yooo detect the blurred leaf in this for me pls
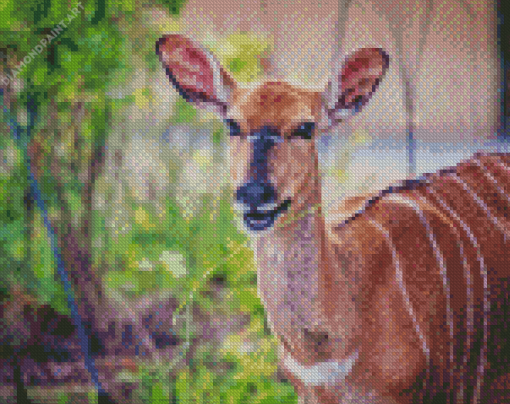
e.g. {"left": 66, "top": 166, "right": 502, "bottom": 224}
{"left": 173, "top": 97, "right": 197, "bottom": 123}
{"left": 160, "top": 0, "right": 187, "bottom": 15}
{"left": 57, "top": 392, "right": 69, "bottom": 404}
{"left": 235, "top": 288, "right": 261, "bottom": 313}
{"left": 0, "top": 218, "right": 24, "bottom": 244}
{"left": 133, "top": 87, "right": 153, "bottom": 109}
{"left": 150, "top": 382, "right": 169, "bottom": 403}
{"left": 30, "top": 211, "right": 56, "bottom": 302}
{"left": 214, "top": 32, "right": 272, "bottom": 82}
{"left": 159, "top": 250, "right": 187, "bottom": 278}
{"left": 67, "top": 190, "right": 83, "bottom": 214}
{"left": 32, "top": 65, "right": 48, "bottom": 85}
{"left": 88, "top": 390, "right": 98, "bottom": 404}
{"left": 0, "top": 0, "right": 16, "bottom": 30}
{"left": 229, "top": 58, "right": 248, "bottom": 73}
{"left": 134, "top": 206, "right": 153, "bottom": 229}
{"left": 176, "top": 369, "right": 193, "bottom": 403}
{"left": 49, "top": 286, "right": 71, "bottom": 316}
{"left": 212, "top": 124, "right": 225, "bottom": 145}
{"left": 105, "top": 270, "right": 139, "bottom": 294}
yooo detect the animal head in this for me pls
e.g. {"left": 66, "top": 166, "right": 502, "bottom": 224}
{"left": 156, "top": 35, "right": 389, "bottom": 231}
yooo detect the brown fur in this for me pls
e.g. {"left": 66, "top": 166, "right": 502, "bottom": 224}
{"left": 229, "top": 82, "right": 322, "bottom": 218}
{"left": 157, "top": 34, "right": 510, "bottom": 403}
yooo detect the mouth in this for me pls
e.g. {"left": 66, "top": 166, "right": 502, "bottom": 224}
{"left": 243, "top": 199, "right": 291, "bottom": 231}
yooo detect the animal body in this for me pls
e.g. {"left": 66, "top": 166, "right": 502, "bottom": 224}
{"left": 157, "top": 34, "right": 510, "bottom": 403}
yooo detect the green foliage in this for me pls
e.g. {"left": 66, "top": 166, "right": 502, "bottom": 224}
{"left": 30, "top": 210, "right": 57, "bottom": 300}
{"left": 0, "top": 0, "right": 296, "bottom": 400}
{"left": 212, "top": 32, "right": 272, "bottom": 83}
{"left": 160, "top": 0, "right": 188, "bottom": 15}
{"left": 57, "top": 392, "right": 70, "bottom": 404}
{"left": 0, "top": 137, "right": 32, "bottom": 286}
{"left": 150, "top": 382, "right": 170, "bottom": 403}
{"left": 173, "top": 364, "right": 297, "bottom": 404}
{"left": 172, "top": 98, "right": 198, "bottom": 124}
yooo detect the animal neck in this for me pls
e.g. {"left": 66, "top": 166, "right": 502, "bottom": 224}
{"left": 253, "top": 169, "right": 329, "bottom": 346}
{"left": 253, "top": 170, "right": 362, "bottom": 364}
{"left": 255, "top": 205, "right": 325, "bottom": 353}
{"left": 258, "top": 165, "right": 325, "bottom": 277}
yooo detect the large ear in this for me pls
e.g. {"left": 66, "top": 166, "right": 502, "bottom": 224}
{"left": 322, "top": 48, "right": 389, "bottom": 127}
{"left": 156, "top": 35, "right": 236, "bottom": 117}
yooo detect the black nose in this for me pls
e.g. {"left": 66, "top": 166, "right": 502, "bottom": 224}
{"left": 236, "top": 181, "right": 277, "bottom": 208}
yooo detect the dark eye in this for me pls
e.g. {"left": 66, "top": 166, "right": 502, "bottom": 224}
{"left": 291, "top": 122, "right": 315, "bottom": 139}
{"left": 225, "top": 119, "right": 242, "bottom": 137}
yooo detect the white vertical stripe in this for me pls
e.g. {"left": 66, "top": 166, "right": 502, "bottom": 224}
{"left": 450, "top": 173, "right": 509, "bottom": 242}
{"left": 382, "top": 193, "right": 454, "bottom": 403}
{"left": 366, "top": 218, "right": 431, "bottom": 373}
{"left": 425, "top": 185, "right": 488, "bottom": 404}
{"left": 472, "top": 157, "right": 510, "bottom": 203}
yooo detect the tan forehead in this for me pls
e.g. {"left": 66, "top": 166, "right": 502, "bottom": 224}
{"left": 230, "top": 82, "right": 321, "bottom": 133}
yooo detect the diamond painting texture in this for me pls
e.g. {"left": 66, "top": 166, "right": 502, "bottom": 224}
{"left": 0, "top": 1, "right": 507, "bottom": 404}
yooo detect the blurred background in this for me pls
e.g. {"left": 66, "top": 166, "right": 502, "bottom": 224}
{"left": 0, "top": 0, "right": 506, "bottom": 403}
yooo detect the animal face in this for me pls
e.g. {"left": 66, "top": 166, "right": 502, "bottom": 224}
{"left": 156, "top": 35, "right": 388, "bottom": 231}
{"left": 225, "top": 82, "right": 321, "bottom": 230}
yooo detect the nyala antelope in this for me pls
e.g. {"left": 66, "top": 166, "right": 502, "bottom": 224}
{"left": 157, "top": 34, "right": 510, "bottom": 403}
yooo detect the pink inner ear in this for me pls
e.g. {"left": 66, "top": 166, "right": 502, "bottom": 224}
{"left": 159, "top": 36, "right": 216, "bottom": 98}
{"left": 342, "top": 57, "right": 372, "bottom": 81}
{"left": 341, "top": 49, "right": 384, "bottom": 84}
{"left": 335, "top": 48, "right": 387, "bottom": 108}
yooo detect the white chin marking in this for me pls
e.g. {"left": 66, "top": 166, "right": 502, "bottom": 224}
{"left": 284, "top": 350, "right": 359, "bottom": 387}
